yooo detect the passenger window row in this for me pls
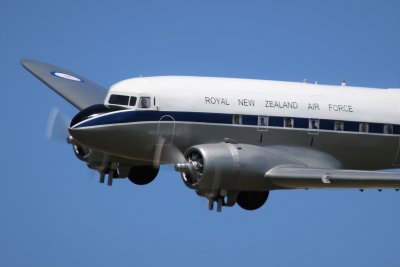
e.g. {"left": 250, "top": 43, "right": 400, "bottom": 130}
{"left": 233, "top": 114, "right": 397, "bottom": 134}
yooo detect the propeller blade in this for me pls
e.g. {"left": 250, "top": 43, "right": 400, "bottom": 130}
{"left": 45, "top": 106, "right": 70, "bottom": 142}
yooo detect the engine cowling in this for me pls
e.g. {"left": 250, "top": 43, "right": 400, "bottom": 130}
{"left": 176, "top": 142, "right": 289, "bottom": 194}
{"left": 72, "top": 143, "right": 91, "bottom": 160}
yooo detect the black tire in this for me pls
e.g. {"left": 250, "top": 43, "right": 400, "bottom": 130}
{"left": 237, "top": 191, "right": 269, "bottom": 211}
{"left": 128, "top": 166, "right": 159, "bottom": 185}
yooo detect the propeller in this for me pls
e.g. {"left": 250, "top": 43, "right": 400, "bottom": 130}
{"left": 45, "top": 106, "right": 71, "bottom": 142}
{"left": 45, "top": 106, "right": 113, "bottom": 184}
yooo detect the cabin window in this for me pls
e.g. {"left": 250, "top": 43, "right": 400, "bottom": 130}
{"left": 284, "top": 118, "right": 293, "bottom": 128}
{"left": 232, "top": 114, "right": 242, "bottom": 125}
{"left": 359, "top": 122, "right": 369, "bottom": 133}
{"left": 309, "top": 119, "right": 320, "bottom": 130}
{"left": 129, "top": 97, "right": 137, "bottom": 106}
{"left": 258, "top": 116, "right": 268, "bottom": 127}
{"left": 109, "top": 94, "right": 129, "bottom": 106}
{"left": 139, "top": 97, "right": 151, "bottom": 108}
{"left": 334, "top": 121, "right": 344, "bottom": 131}
{"left": 384, "top": 124, "right": 394, "bottom": 134}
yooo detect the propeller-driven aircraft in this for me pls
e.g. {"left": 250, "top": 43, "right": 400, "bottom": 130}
{"left": 22, "top": 59, "right": 400, "bottom": 212}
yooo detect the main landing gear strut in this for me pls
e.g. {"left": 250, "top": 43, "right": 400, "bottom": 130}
{"left": 206, "top": 191, "right": 237, "bottom": 212}
{"left": 98, "top": 162, "right": 119, "bottom": 186}
{"left": 205, "top": 191, "right": 269, "bottom": 212}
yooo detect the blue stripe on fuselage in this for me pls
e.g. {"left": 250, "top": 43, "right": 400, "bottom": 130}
{"left": 72, "top": 110, "right": 400, "bottom": 135}
{"left": 74, "top": 110, "right": 233, "bottom": 128}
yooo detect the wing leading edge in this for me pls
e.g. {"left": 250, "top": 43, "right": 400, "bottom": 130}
{"left": 21, "top": 59, "right": 107, "bottom": 110}
{"left": 266, "top": 166, "right": 400, "bottom": 189}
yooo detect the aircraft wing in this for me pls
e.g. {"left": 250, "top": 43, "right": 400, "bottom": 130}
{"left": 266, "top": 166, "right": 400, "bottom": 189}
{"left": 21, "top": 59, "right": 107, "bottom": 110}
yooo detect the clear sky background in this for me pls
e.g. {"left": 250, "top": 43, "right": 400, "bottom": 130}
{"left": 1, "top": 1, "right": 400, "bottom": 266}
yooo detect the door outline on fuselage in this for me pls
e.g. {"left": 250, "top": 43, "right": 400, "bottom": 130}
{"left": 156, "top": 115, "right": 175, "bottom": 146}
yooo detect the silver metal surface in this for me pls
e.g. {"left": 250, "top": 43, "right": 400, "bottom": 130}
{"left": 69, "top": 121, "right": 397, "bottom": 170}
{"left": 21, "top": 59, "right": 107, "bottom": 110}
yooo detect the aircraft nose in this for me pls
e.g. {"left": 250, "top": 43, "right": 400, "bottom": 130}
{"left": 69, "top": 104, "right": 124, "bottom": 147}
{"left": 70, "top": 104, "right": 113, "bottom": 128}
{"left": 68, "top": 124, "right": 99, "bottom": 149}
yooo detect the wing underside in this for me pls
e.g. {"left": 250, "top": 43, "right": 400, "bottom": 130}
{"left": 21, "top": 59, "right": 107, "bottom": 110}
{"left": 266, "top": 166, "right": 400, "bottom": 189}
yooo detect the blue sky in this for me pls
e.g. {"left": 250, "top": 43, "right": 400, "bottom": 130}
{"left": 1, "top": 1, "right": 400, "bottom": 266}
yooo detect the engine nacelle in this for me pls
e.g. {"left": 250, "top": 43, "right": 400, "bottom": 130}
{"left": 72, "top": 143, "right": 91, "bottom": 161}
{"left": 176, "top": 142, "right": 292, "bottom": 194}
{"left": 69, "top": 137, "right": 112, "bottom": 173}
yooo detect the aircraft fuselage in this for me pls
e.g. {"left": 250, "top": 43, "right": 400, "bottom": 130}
{"left": 69, "top": 76, "right": 400, "bottom": 170}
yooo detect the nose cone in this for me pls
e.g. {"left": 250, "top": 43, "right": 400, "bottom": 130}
{"left": 69, "top": 104, "right": 124, "bottom": 146}
{"left": 68, "top": 125, "right": 104, "bottom": 150}
{"left": 68, "top": 114, "right": 118, "bottom": 155}
{"left": 69, "top": 107, "right": 167, "bottom": 163}
{"left": 70, "top": 104, "right": 117, "bottom": 128}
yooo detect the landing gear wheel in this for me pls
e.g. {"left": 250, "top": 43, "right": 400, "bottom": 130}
{"left": 237, "top": 191, "right": 269, "bottom": 211}
{"left": 128, "top": 166, "right": 159, "bottom": 185}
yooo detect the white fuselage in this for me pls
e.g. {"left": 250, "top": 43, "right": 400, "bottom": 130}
{"left": 108, "top": 76, "right": 400, "bottom": 125}
{"left": 71, "top": 76, "right": 400, "bottom": 171}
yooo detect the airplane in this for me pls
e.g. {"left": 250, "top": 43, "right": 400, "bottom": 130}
{"left": 21, "top": 58, "right": 400, "bottom": 212}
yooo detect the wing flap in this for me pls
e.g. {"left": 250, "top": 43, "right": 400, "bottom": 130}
{"left": 21, "top": 59, "right": 107, "bottom": 110}
{"left": 266, "top": 166, "right": 400, "bottom": 189}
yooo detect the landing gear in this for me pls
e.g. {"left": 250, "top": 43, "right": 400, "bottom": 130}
{"left": 208, "top": 196, "right": 224, "bottom": 212}
{"left": 128, "top": 165, "right": 159, "bottom": 185}
{"left": 206, "top": 191, "right": 238, "bottom": 212}
{"left": 237, "top": 191, "right": 269, "bottom": 211}
{"left": 99, "top": 172, "right": 105, "bottom": 183}
{"left": 94, "top": 162, "right": 119, "bottom": 186}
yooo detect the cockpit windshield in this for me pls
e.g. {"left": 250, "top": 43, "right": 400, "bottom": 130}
{"left": 129, "top": 97, "right": 137, "bottom": 106}
{"left": 109, "top": 94, "right": 129, "bottom": 106}
{"left": 108, "top": 94, "right": 152, "bottom": 109}
{"left": 139, "top": 97, "right": 151, "bottom": 108}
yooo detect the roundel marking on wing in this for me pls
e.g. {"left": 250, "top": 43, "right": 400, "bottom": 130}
{"left": 50, "top": 71, "right": 83, "bottom": 82}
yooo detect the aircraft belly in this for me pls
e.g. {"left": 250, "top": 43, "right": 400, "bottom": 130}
{"left": 71, "top": 122, "right": 398, "bottom": 170}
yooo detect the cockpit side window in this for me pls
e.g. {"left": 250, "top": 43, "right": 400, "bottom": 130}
{"left": 139, "top": 97, "right": 151, "bottom": 108}
{"left": 109, "top": 94, "right": 129, "bottom": 106}
{"left": 129, "top": 97, "right": 137, "bottom": 106}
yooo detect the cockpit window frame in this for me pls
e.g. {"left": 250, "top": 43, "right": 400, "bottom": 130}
{"left": 138, "top": 96, "right": 152, "bottom": 109}
{"left": 129, "top": 96, "right": 137, "bottom": 107}
{"left": 108, "top": 94, "right": 130, "bottom": 106}
{"left": 107, "top": 93, "right": 155, "bottom": 110}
